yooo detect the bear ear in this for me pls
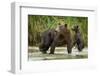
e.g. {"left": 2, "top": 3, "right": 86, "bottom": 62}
{"left": 48, "top": 32, "right": 51, "bottom": 37}
{"left": 65, "top": 24, "right": 67, "bottom": 27}
{"left": 76, "top": 25, "right": 79, "bottom": 28}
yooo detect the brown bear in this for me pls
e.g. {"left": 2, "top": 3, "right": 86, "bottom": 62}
{"left": 39, "top": 24, "right": 72, "bottom": 54}
{"left": 72, "top": 25, "right": 84, "bottom": 52}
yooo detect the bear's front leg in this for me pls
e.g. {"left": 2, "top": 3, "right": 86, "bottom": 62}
{"left": 49, "top": 42, "right": 56, "bottom": 54}
{"left": 49, "top": 36, "right": 58, "bottom": 54}
{"left": 66, "top": 39, "right": 72, "bottom": 54}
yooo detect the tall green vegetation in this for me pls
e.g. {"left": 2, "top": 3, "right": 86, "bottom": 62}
{"left": 28, "top": 15, "right": 88, "bottom": 47}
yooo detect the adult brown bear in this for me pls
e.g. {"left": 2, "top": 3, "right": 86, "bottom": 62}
{"left": 39, "top": 24, "right": 72, "bottom": 54}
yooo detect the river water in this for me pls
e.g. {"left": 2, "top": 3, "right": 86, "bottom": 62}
{"left": 28, "top": 47, "right": 88, "bottom": 61}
